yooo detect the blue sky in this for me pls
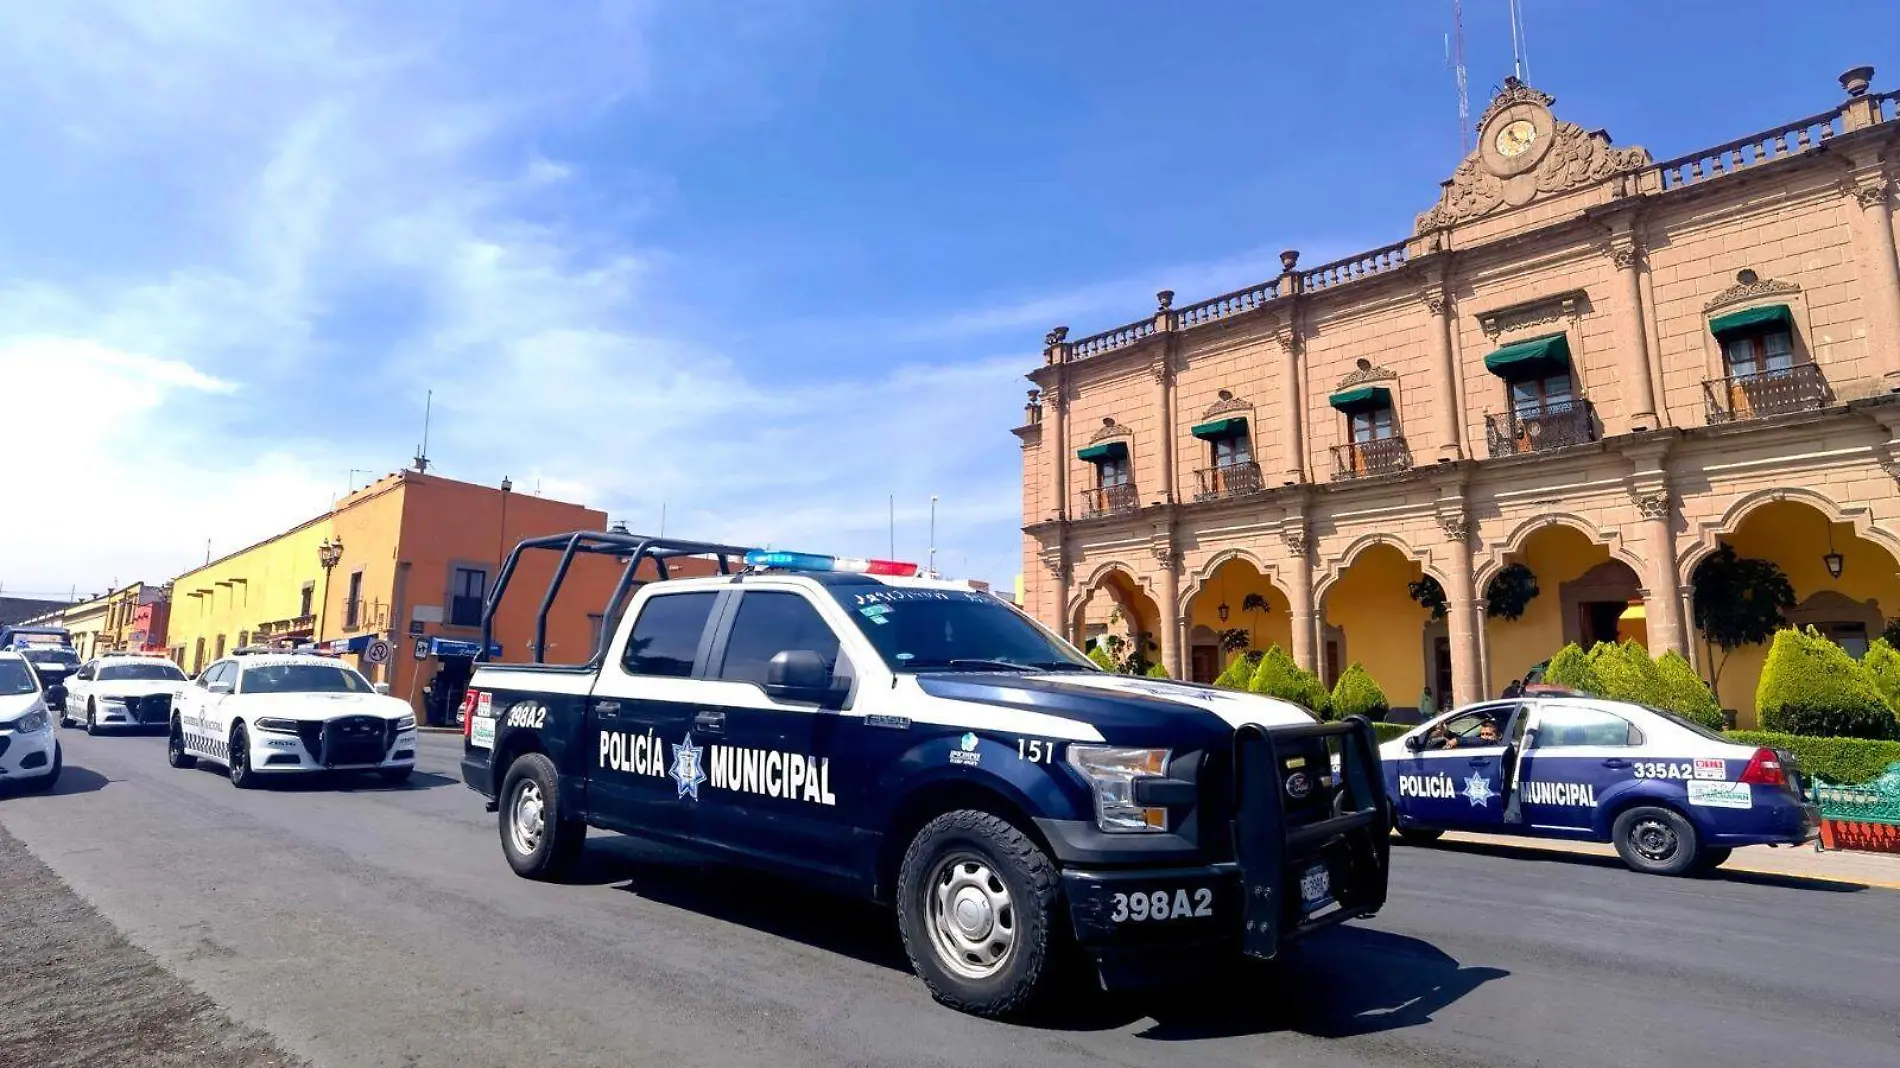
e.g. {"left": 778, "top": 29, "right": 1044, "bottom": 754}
{"left": 0, "top": 1, "right": 1893, "bottom": 599}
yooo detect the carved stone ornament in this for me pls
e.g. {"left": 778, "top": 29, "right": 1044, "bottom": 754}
{"left": 1156, "top": 289, "right": 1175, "bottom": 312}
{"left": 1151, "top": 544, "right": 1180, "bottom": 570}
{"left": 1149, "top": 354, "right": 1174, "bottom": 386}
{"left": 1438, "top": 512, "right": 1472, "bottom": 542}
{"left": 1881, "top": 457, "right": 1900, "bottom": 485}
{"left": 1415, "top": 120, "right": 1651, "bottom": 234}
{"left": 1704, "top": 277, "right": 1800, "bottom": 313}
{"left": 1841, "top": 177, "right": 1893, "bottom": 209}
{"left": 1202, "top": 389, "right": 1251, "bottom": 418}
{"left": 1631, "top": 492, "right": 1670, "bottom": 520}
{"left": 1089, "top": 417, "right": 1131, "bottom": 444}
{"left": 1475, "top": 78, "right": 1555, "bottom": 132}
{"left": 1281, "top": 526, "right": 1311, "bottom": 556}
{"left": 1478, "top": 289, "right": 1585, "bottom": 339}
{"left": 1420, "top": 289, "right": 1447, "bottom": 317}
{"left": 1044, "top": 326, "right": 1069, "bottom": 348}
{"left": 1610, "top": 240, "right": 1642, "bottom": 272}
{"left": 1040, "top": 550, "right": 1071, "bottom": 581}
{"left": 1336, "top": 358, "right": 1397, "bottom": 390}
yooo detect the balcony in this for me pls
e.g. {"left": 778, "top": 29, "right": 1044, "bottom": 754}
{"left": 1193, "top": 461, "right": 1263, "bottom": 501}
{"left": 1702, "top": 363, "right": 1830, "bottom": 424}
{"left": 1485, "top": 399, "right": 1597, "bottom": 457}
{"left": 1077, "top": 483, "right": 1140, "bottom": 518}
{"left": 1330, "top": 437, "right": 1413, "bottom": 480}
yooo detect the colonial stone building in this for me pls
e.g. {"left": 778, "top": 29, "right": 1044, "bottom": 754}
{"left": 1015, "top": 67, "right": 1900, "bottom": 726}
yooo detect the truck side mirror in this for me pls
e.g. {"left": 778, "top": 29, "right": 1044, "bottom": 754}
{"left": 374, "top": 682, "right": 390, "bottom": 695}
{"left": 765, "top": 650, "right": 833, "bottom": 705}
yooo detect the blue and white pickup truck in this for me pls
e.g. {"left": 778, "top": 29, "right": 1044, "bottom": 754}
{"left": 1382, "top": 695, "right": 1820, "bottom": 874}
{"left": 459, "top": 531, "right": 1392, "bottom": 1017}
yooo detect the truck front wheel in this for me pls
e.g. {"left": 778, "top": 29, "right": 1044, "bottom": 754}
{"left": 895, "top": 810, "right": 1061, "bottom": 1018}
{"left": 499, "top": 753, "right": 584, "bottom": 881}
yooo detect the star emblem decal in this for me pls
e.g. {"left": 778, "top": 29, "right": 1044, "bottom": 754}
{"left": 670, "top": 733, "right": 707, "bottom": 801}
{"left": 1462, "top": 772, "right": 1496, "bottom": 808}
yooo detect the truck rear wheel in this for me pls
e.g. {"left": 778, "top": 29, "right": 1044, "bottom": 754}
{"left": 895, "top": 810, "right": 1061, "bottom": 1018}
{"left": 499, "top": 753, "right": 584, "bottom": 881}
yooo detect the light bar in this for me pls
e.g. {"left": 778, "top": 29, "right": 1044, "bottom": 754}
{"left": 744, "top": 550, "right": 919, "bottom": 577}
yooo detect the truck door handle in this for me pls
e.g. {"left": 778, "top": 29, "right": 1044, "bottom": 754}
{"left": 1601, "top": 758, "right": 1629, "bottom": 769}
{"left": 694, "top": 709, "right": 726, "bottom": 733}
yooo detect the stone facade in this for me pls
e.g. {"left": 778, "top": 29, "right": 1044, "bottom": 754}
{"left": 1016, "top": 68, "right": 1900, "bottom": 723}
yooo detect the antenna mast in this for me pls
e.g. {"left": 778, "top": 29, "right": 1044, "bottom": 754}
{"left": 1451, "top": 0, "right": 1471, "bottom": 155}
{"left": 1508, "top": 0, "right": 1530, "bottom": 82}
{"left": 413, "top": 390, "right": 433, "bottom": 473}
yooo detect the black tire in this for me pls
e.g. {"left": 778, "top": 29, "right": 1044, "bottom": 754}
{"left": 167, "top": 717, "right": 197, "bottom": 769}
{"left": 894, "top": 810, "right": 1062, "bottom": 1018}
{"left": 25, "top": 746, "right": 61, "bottom": 793}
{"left": 228, "top": 724, "right": 260, "bottom": 790}
{"left": 85, "top": 702, "right": 99, "bottom": 736}
{"left": 1692, "top": 846, "right": 1732, "bottom": 874}
{"left": 1396, "top": 826, "right": 1444, "bottom": 846}
{"left": 380, "top": 766, "right": 414, "bottom": 786}
{"left": 1612, "top": 805, "right": 1700, "bottom": 876}
{"left": 59, "top": 710, "right": 74, "bottom": 729}
{"left": 498, "top": 753, "right": 584, "bottom": 881}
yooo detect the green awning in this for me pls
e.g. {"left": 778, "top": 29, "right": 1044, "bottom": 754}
{"left": 1710, "top": 303, "right": 1793, "bottom": 339}
{"left": 1484, "top": 332, "right": 1571, "bottom": 379}
{"left": 1190, "top": 416, "right": 1248, "bottom": 440}
{"left": 1076, "top": 441, "right": 1128, "bottom": 463}
{"left": 1328, "top": 385, "right": 1391, "bottom": 412}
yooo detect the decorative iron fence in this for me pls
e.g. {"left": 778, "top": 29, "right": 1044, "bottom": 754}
{"left": 1484, "top": 399, "right": 1596, "bottom": 457}
{"left": 1330, "top": 437, "right": 1413, "bottom": 480}
{"left": 1078, "top": 483, "right": 1140, "bottom": 518}
{"left": 1702, "top": 363, "right": 1829, "bottom": 424}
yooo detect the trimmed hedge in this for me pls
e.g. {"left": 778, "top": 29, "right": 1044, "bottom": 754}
{"left": 1249, "top": 645, "right": 1333, "bottom": 718}
{"left": 1590, "top": 641, "right": 1663, "bottom": 706}
{"left": 1331, "top": 662, "right": 1390, "bottom": 722}
{"left": 1726, "top": 730, "right": 1900, "bottom": 785}
{"left": 1212, "top": 655, "right": 1255, "bottom": 690}
{"left": 1655, "top": 650, "right": 1723, "bottom": 730}
{"left": 1860, "top": 638, "right": 1900, "bottom": 711}
{"left": 1371, "top": 722, "right": 1412, "bottom": 744}
{"left": 1144, "top": 662, "right": 1170, "bottom": 679}
{"left": 1542, "top": 642, "right": 1602, "bottom": 695}
{"left": 1756, "top": 628, "right": 1898, "bottom": 740}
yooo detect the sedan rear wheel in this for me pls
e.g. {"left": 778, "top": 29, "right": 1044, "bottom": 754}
{"left": 1612, "top": 805, "right": 1699, "bottom": 876}
{"left": 167, "top": 717, "right": 197, "bottom": 769}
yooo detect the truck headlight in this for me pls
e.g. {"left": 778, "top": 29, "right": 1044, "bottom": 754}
{"left": 1066, "top": 745, "right": 1171, "bottom": 833}
{"left": 254, "top": 717, "right": 300, "bottom": 734}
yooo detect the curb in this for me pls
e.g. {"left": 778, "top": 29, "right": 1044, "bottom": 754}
{"left": 1421, "top": 831, "right": 1900, "bottom": 893}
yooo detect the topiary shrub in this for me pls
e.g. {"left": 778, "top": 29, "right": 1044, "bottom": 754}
{"left": 1144, "top": 661, "right": 1170, "bottom": 679}
{"left": 1087, "top": 645, "right": 1117, "bottom": 672}
{"left": 1726, "top": 730, "right": 1900, "bottom": 784}
{"left": 1757, "top": 628, "right": 1898, "bottom": 740}
{"left": 1653, "top": 650, "right": 1724, "bottom": 729}
{"left": 1541, "top": 642, "right": 1602, "bottom": 695}
{"left": 1249, "top": 645, "right": 1333, "bottom": 717}
{"left": 1859, "top": 638, "right": 1900, "bottom": 716}
{"left": 1330, "top": 662, "right": 1390, "bottom": 722}
{"left": 1212, "top": 655, "right": 1255, "bottom": 690}
{"left": 1590, "top": 641, "right": 1666, "bottom": 707}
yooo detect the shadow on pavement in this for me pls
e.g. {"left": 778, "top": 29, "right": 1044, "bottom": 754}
{"left": 180, "top": 762, "right": 460, "bottom": 792}
{"left": 0, "top": 763, "right": 111, "bottom": 799}
{"left": 1418, "top": 838, "right": 1867, "bottom": 893}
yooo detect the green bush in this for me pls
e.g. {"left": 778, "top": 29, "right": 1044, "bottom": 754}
{"left": 1756, "top": 628, "right": 1898, "bottom": 740}
{"left": 1589, "top": 641, "right": 1665, "bottom": 706}
{"left": 1371, "top": 722, "right": 1412, "bottom": 744}
{"left": 1859, "top": 638, "right": 1900, "bottom": 714}
{"left": 1087, "top": 645, "right": 1117, "bottom": 672}
{"left": 1330, "top": 662, "right": 1390, "bottom": 722}
{"left": 1654, "top": 650, "right": 1724, "bottom": 730}
{"left": 1725, "top": 730, "right": 1900, "bottom": 785}
{"left": 1144, "top": 662, "right": 1170, "bottom": 679}
{"left": 1541, "top": 642, "right": 1602, "bottom": 694}
{"left": 1212, "top": 655, "right": 1254, "bottom": 690}
{"left": 1249, "top": 645, "right": 1333, "bottom": 718}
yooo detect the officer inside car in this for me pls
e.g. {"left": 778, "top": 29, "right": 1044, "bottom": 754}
{"left": 1427, "top": 717, "right": 1502, "bottom": 749}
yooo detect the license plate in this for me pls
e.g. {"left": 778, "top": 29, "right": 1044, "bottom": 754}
{"left": 1299, "top": 865, "right": 1331, "bottom": 910}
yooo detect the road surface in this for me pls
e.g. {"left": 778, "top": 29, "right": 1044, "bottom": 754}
{"left": 2, "top": 728, "right": 1896, "bottom": 1068}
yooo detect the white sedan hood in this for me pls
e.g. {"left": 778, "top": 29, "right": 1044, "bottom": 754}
{"left": 0, "top": 692, "right": 44, "bottom": 721}
{"left": 233, "top": 692, "right": 413, "bottom": 722}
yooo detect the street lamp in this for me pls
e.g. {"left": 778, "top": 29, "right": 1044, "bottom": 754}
{"left": 1823, "top": 523, "right": 1844, "bottom": 579}
{"left": 315, "top": 536, "right": 344, "bottom": 643}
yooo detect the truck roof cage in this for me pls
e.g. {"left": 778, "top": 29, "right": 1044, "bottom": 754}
{"left": 481, "top": 530, "right": 757, "bottom": 667}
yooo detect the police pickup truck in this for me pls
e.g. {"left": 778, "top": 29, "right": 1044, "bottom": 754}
{"left": 461, "top": 532, "right": 1390, "bottom": 1017}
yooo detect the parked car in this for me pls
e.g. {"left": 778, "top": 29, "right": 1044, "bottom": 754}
{"left": 61, "top": 655, "right": 190, "bottom": 733}
{"left": 0, "top": 652, "right": 61, "bottom": 791}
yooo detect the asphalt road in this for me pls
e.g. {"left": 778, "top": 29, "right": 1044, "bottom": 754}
{"left": 3, "top": 729, "right": 1897, "bottom": 1068}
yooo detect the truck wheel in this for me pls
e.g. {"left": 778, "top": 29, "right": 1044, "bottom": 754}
{"left": 1396, "top": 827, "right": 1444, "bottom": 846}
{"left": 895, "top": 810, "right": 1061, "bottom": 1018}
{"left": 499, "top": 753, "right": 584, "bottom": 881}
{"left": 1612, "top": 806, "right": 1699, "bottom": 876}
{"left": 228, "top": 724, "right": 260, "bottom": 789}
{"left": 167, "top": 717, "right": 197, "bottom": 769}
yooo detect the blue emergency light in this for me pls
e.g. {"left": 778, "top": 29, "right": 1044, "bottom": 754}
{"left": 744, "top": 550, "right": 919, "bottom": 577}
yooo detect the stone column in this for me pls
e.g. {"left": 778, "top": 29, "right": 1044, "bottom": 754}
{"left": 1844, "top": 178, "right": 1900, "bottom": 389}
{"left": 1277, "top": 251, "right": 1307, "bottom": 485}
{"left": 1440, "top": 513, "right": 1484, "bottom": 706}
{"left": 1043, "top": 329, "right": 1071, "bottom": 520}
{"left": 1423, "top": 286, "right": 1464, "bottom": 461}
{"left": 1609, "top": 235, "right": 1660, "bottom": 431}
{"left": 1283, "top": 526, "right": 1316, "bottom": 673}
{"left": 1636, "top": 492, "right": 1687, "bottom": 657}
{"left": 1046, "top": 554, "right": 1071, "bottom": 645}
{"left": 1155, "top": 547, "right": 1182, "bottom": 678}
{"left": 1154, "top": 292, "right": 1177, "bottom": 504}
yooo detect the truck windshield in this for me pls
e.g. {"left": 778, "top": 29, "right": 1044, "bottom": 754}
{"left": 241, "top": 664, "right": 375, "bottom": 695}
{"left": 99, "top": 663, "right": 188, "bottom": 682}
{"left": 0, "top": 660, "right": 38, "bottom": 696}
{"left": 20, "top": 648, "right": 80, "bottom": 670}
{"left": 830, "top": 588, "right": 1093, "bottom": 672}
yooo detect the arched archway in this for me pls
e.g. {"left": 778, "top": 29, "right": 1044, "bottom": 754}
{"left": 1181, "top": 554, "right": 1289, "bottom": 683}
{"left": 1069, "top": 564, "right": 1162, "bottom": 670}
{"left": 1484, "top": 522, "right": 1646, "bottom": 695}
{"left": 1689, "top": 497, "right": 1900, "bottom": 723}
{"left": 1319, "top": 540, "right": 1436, "bottom": 713}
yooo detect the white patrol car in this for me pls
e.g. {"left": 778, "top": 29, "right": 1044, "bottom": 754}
{"left": 461, "top": 533, "right": 1392, "bottom": 1018}
{"left": 61, "top": 654, "right": 191, "bottom": 734}
{"left": 167, "top": 652, "right": 418, "bottom": 788}
{"left": 1382, "top": 694, "right": 1820, "bottom": 875}
{"left": 0, "top": 651, "right": 61, "bottom": 791}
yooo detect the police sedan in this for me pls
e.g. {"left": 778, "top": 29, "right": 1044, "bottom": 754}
{"left": 1381, "top": 695, "right": 1819, "bottom": 875}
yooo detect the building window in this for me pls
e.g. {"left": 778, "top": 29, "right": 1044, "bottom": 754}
{"left": 1096, "top": 453, "right": 1130, "bottom": 489}
{"left": 300, "top": 582, "right": 314, "bottom": 619}
{"left": 345, "top": 571, "right": 363, "bottom": 630}
{"left": 1508, "top": 372, "right": 1574, "bottom": 417}
{"left": 1350, "top": 407, "right": 1394, "bottom": 442}
{"left": 236, "top": 630, "right": 249, "bottom": 650}
{"left": 1210, "top": 431, "right": 1251, "bottom": 467}
{"left": 1721, "top": 329, "right": 1794, "bottom": 379}
{"left": 450, "top": 567, "right": 487, "bottom": 627}
{"left": 193, "top": 638, "right": 206, "bottom": 675}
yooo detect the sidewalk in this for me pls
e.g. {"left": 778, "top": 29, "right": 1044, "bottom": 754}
{"left": 1432, "top": 830, "right": 1900, "bottom": 891}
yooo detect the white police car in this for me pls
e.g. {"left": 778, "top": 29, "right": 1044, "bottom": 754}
{"left": 460, "top": 532, "right": 1393, "bottom": 1018}
{"left": 168, "top": 652, "right": 418, "bottom": 788}
{"left": 61, "top": 653, "right": 190, "bottom": 733}
{"left": 1382, "top": 694, "right": 1820, "bottom": 875}
{"left": 0, "top": 651, "right": 61, "bottom": 791}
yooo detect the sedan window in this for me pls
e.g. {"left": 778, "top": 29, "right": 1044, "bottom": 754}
{"left": 99, "top": 663, "right": 188, "bottom": 682}
{"left": 1532, "top": 704, "right": 1642, "bottom": 748}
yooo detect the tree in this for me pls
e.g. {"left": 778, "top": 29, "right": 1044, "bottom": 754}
{"left": 1408, "top": 575, "right": 1449, "bottom": 620}
{"left": 1690, "top": 543, "right": 1796, "bottom": 689}
{"left": 1241, "top": 592, "right": 1271, "bottom": 646}
{"left": 1217, "top": 628, "right": 1252, "bottom": 655}
{"left": 1330, "top": 662, "right": 1390, "bottom": 721}
{"left": 1408, "top": 565, "right": 1541, "bottom": 621}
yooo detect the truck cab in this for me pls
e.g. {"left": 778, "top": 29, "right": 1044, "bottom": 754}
{"left": 460, "top": 532, "right": 1390, "bottom": 1017}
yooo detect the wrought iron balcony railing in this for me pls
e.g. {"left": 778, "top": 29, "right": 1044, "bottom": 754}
{"left": 1330, "top": 437, "right": 1413, "bottom": 480}
{"left": 1193, "top": 462, "right": 1263, "bottom": 501}
{"left": 1484, "top": 399, "right": 1596, "bottom": 457}
{"left": 1077, "top": 483, "right": 1140, "bottom": 518}
{"left": 1702, "top": 362, "right": 1829, "bottom": 424}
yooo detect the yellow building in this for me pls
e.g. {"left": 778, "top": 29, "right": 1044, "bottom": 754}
{"left": 168, "top": 515, "right": 338, "bottom": 674}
